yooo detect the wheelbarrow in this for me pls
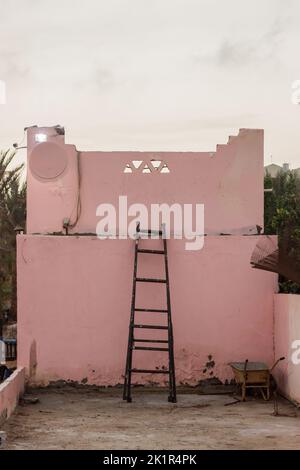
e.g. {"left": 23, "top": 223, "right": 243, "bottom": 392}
{"left": 229, "top": 357, "right": 285, "bottom": 401}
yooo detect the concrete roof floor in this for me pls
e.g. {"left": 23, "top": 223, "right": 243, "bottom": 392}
{"left": 2, "top": 387, "right": 300, "bottom": 450}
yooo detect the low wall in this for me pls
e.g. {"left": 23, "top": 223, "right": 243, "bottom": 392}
{"left": 0, "top": 368, "right": 25, "bottom": 424}
{"left": 274, "top": 294, "right": 300, "bottom": 404}
{"left": 17, "top": 235, "right": 277, "bottom": 387}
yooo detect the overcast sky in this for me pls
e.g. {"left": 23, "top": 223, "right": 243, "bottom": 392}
{"left": 1, "top": 0, "right": 300, "bottom": 167}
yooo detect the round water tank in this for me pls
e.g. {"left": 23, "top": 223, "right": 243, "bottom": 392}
{"left": 29, "top": 142, "right": 68, "bottom": 180}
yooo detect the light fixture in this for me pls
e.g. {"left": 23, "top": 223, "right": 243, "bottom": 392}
{"left": 35, "top": 133, "right": 47, "bottom": 143}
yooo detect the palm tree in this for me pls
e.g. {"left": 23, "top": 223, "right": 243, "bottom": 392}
{"left": 0, "top": 149, "right": 26, "bottom": 321}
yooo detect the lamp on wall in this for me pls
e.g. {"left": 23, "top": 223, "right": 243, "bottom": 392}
{"left": 35, "top": 133, "right": 48, "bottom": 143}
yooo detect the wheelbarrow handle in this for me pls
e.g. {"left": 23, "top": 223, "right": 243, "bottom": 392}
{"left": 270, "top": 357, "right": 285, "bottom": 371}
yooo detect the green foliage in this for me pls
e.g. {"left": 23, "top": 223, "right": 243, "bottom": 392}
{"left": 264, "top": 172, "right": 276, "bottom": 235}
{"left": 0, "top": 149, "right": 26, "bottom": 321}
{"left": 264, "top": 170, "right": 300, "bottom": 294}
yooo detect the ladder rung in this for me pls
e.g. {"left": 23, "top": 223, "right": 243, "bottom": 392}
{"left": 133, "top": 324, "right": 168, "bottom": 330}
{"left": 136, "top": 277, "right": 166, "bottom": 283}
{"left": 134, "top": 339, "right": 169, "bottom": 343}
{"left": 139, "top": 230, "right": 163, "bottom": 236}
{"left": 137, "top": 249, "right": 165, "bottom": 255}
{"left": 135, "top": 308, "right": 168, "bottom": 313}
{"left": 133, "top": 346, "right": 169, "bottom": 352}
{"left": 130, "top": 369, "right": 169, "bottom": 374}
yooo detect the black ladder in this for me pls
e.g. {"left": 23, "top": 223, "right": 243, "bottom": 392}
{"left": 123, "top": 223, "right": 177, "bottom": 403}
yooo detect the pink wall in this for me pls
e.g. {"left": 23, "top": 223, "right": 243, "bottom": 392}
{"left": 17, "top": 126, "right": 278, "bottom": 387}
{"left": 26, "top": 127, "right": 264, "bottom": 236}
{"left": 274, "top": 294, "right": 300, "bottom": 404}
{"left": 17, "top": 235, "right": 277, "bottom": 386}
{"left": 0, "top": 368, "right": 25, "bottom": 423}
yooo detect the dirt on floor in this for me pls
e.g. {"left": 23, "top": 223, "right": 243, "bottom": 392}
{"left": 1, "top": 387, "right": 300, "bottom": 450}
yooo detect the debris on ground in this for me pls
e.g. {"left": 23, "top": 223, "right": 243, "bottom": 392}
{"left": 19, "top": 395, "right": 40, "bottom": 405}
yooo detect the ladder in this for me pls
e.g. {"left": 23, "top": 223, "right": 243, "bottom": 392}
{"left": 123, "top": 223, "right": 177, "bottom": 403}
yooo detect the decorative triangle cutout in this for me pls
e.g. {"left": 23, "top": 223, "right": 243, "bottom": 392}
{"left": 150, "top": 159, "right": 162, "bottom": 170}
{"left": 160, "top": 164, "right": 170, "bottom": 173}
{"left": 124, "top": 164, "right": 133, "bottom": 173}
{"left": 132, "top": 160, "right": 143, "bottom": 169}
{"left": 142, "top": 164, "right": 152, "bottom": 174}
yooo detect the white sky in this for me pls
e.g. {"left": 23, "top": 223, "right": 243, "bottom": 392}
{"left": 1, "top": 0, "right": 300, "bottom": 168}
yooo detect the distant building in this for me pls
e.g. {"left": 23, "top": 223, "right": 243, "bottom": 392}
{"left": 264, "top": 163, "right": 300, "bottom": 177}
{"left": 264, "top": 164, "right": 285, "bottom": 178}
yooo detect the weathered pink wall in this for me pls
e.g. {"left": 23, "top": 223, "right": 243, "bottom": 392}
{"left": 17, "top": 126, "right": 278, "bottom": 387}
{"left": 26, "top": 127, "right": 264, "bottom": 236}
{"left": 17, "top": 235, "right": 277, "bottom": 386}
{"left": 274, "top": 294, "right": 300, "bottom": 404}
{"left": 0, "top": 368, "right": 25, "bottom": 423}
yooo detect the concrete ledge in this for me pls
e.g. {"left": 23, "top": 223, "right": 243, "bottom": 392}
{"left": 0, "top": 368, "right": 25, "bottom": 424}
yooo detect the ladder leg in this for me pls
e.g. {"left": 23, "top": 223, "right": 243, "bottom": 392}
{"left": 167, "top": 320, "right": 176, "bottom": 402}
{"left": 162, "top": 225, "right": 177, "bottom": 403}
{"left": 123, "top": 324, "right": 133, "bottom": 402}
{"left": 171, "top": 330, "right": 177, "bottom": 401}
{"left": 123, "top": 224, "right": 139, "bottom": 402}
{"left": 123, "top": 298, "right": 136, "bottom": 402}
{"left": 124, "top": 329, "right": 134, "bottom": 402}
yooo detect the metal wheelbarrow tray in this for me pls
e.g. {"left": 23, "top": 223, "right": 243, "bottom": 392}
{"left": 229, "top": 358, "right": 284, "bottom": 401}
